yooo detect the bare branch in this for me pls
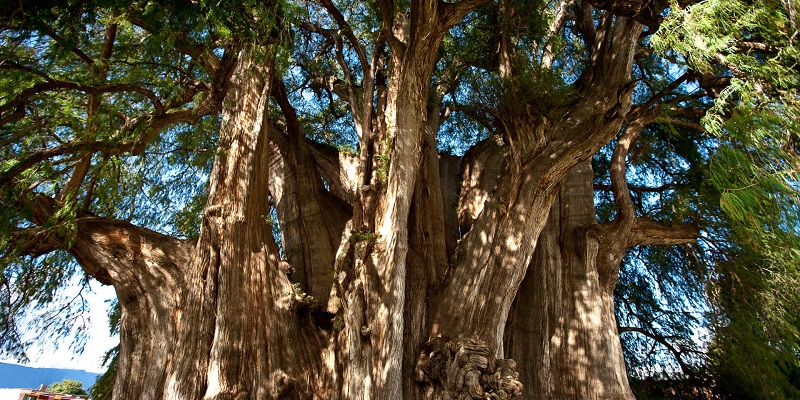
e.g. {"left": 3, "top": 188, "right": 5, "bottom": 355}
{"left": 317, "top": 0, "right": 371, "bottom": 74}
{"left": 541, "top": 0, "right": 576, "bottom": 68}
{"left": 57, "top": 153, "right": 93, "bottom": 202}
{"left": 271, "top": 79, "right": 302, "bottom": 139}
{"left": 619, "top": 325, "right": 695, "bottom": 376}
{"left": 439, "top": 0, "right": 492, "bottom": 28}
{"left": 627, "top": 217, "right": 701, "bottom": 247}
{"left": 298, "top": 21, "right": 365, "bottom": 133}
{"left": 497, "top": 0, "right": 513, "bottom": 78}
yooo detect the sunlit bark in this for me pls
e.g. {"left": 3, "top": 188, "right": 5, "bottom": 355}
{"left": 505, "top": 161, "right": 633, "bottom": 400}
{"left": 5, "top": 2, "right": 715, "bottom": 399}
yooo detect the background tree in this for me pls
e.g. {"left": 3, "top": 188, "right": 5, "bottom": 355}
{"left": 49, "top": 379, "right": 88, "bottom": 396}
{"left": 0, "top": 0, "right": 798, "bottom": 399}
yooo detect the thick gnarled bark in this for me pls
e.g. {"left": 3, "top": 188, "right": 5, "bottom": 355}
{"left": 70, "top": 219, "right": 190, "bottom": 400}
{"left": 162, "top": 48, "right": 333, "bottom": 399}
{"left": 334, "top": 2, "right": 493, "bottom": 398}
{"left": 504, "top": 161, "right": 633, "bottom": 400}
{"left": 430, "top": 16, "right": 644, "bottom": 352}
{"left": 7, "top": 2, "right": 712, "bottom": 399}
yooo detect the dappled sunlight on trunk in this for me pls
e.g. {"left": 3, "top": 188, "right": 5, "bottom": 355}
{"left": 504, "top": 162, "right": 633, "bottom": 399}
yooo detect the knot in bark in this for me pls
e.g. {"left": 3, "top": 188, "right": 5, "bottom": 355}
{"left": 268, "top": 370, "right": 294, "bottom": 398}
{"left": 415, "top": 337, "right": 523, "bottom": 399}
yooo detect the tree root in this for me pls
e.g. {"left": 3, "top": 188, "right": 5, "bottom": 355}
{"left": 415, "top": 337, "right": 523, "bottom": 399}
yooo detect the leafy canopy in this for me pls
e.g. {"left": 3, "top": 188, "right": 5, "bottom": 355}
{"left": 0, "top": 0, "right": 798, "bottom": 398}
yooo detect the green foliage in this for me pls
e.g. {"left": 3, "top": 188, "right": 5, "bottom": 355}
{"left": 49, "top": 379, "right": 88, "bottom": 396}
{"left": 638, "top": 0, "right": 800, "bottom": 394}
{"left": 0, "top": 0, "right": 259, "bottom": 362}
{"left": 515, "top": 69, "right": 574, "bottom": 110}
{"left": 89, "top": 348, "right": 118, "bottom": 400}
{"left": 349, "top": 231, "right": 379, "bottom": 243}
{"left": 375, "top": 145, "right": 391, "bottom": 182}
{"left": 0, "top": 250, "right": 91, "bottom": 362}
{"left": 1, "top": 0, "right": 799, "bottom": 396}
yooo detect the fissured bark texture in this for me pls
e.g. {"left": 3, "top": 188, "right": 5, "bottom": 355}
{"left": 504, "top": 161, "right": 634, "bottom": 400}
{"left": 54, "top": 12, "right": 695, "bottom": 400}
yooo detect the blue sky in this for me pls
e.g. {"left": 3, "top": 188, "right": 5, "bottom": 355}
{"left": 1, "top": 280, "right": 117, "bottom": 374}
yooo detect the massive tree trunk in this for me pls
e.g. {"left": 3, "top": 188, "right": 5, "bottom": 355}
{"left": 10, "top": 3, "right": 708, "bottom": 399}
{"left": 504, "top": 161, "right": 633, "bottom": 399}
{"left": 85, "top": 17, "right": 643, "bottom": 400}
{"left": 162, "top": 47, "right": 332, "bottom": 399}
{"left": 58, "top": 48, "right": 336, "bottom": 399}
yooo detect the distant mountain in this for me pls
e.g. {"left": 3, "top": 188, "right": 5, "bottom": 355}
{"left": 0, "top": 362, "right": 100, "bottom": 390}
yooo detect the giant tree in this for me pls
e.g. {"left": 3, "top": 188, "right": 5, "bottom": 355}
{"left": 1, "top": 0, "right": 798, "bottom": 399}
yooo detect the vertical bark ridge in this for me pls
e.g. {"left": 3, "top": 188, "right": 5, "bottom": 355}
{"left": 438, "top": 153, "right": 462, "bottom": 266}
{"left": 457, "top": 137, "right": 507, "bottom": 237}
{"left": 344, "top": 2, "right": 467, "bottom": 396}
{"left": 270, "top": 80, "right": 353, "bottom": 308}
{"left": 164, "top": 48, "right": 330, "bottom": 400}
{"left": 403, "top": 112, "right": 452, "bottom": 399}
{"left": 269, "top": 137, "right": 352, "bottom": 308}
{"left": 504, "top": 161, "right": 634, "bottom": 400}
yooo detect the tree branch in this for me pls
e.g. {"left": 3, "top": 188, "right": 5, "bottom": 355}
{"left": 627, "top": 217, "right": 701, "bottom": 247}
{"left": 5, "top": 226, "right": 62, "bottom": 258}
{"left": 594, "top": 182, "right": 677, "bottom": 193}
{"left": 659, "top": 116, "right": 706, "bottom": 132}
{"left": 439, "top": 0, "right": 492, "bottom": 29}
{"left": 271, "top": 79, "right": 302, "bottom": 140}
{"left": 38, "top": 25, "right": 96, "bottom": 68}
{"left": 639, "top": 72, "right": 691, "bottom": 113}
{"left": 0, "top": 104, "right": 220, "bottom": 189}
{"left": 126, "top": 16, "right": 221, "bottom": 76}
{"left": 0, "top": 45, "right": 235, "bottom": 189}
{"left": 0, "top": 81, "right": 166, "bottom": 118}
{"left": 609, "top": 110, "right": 659, "bottom": 227}
{"left": 0, "top": 61, "right": 56, "bottom": 82}
{"left": 619, "top": 325, "right": 694, "bottom": 376}
{"left": 376, "top": 0, "right": 406, "bottom": 54}
{"left": 576, "top": 0, "right": 597, "bottom": 51}
{"left": 541, "top": 0, "right": 575, "bottom": 68}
